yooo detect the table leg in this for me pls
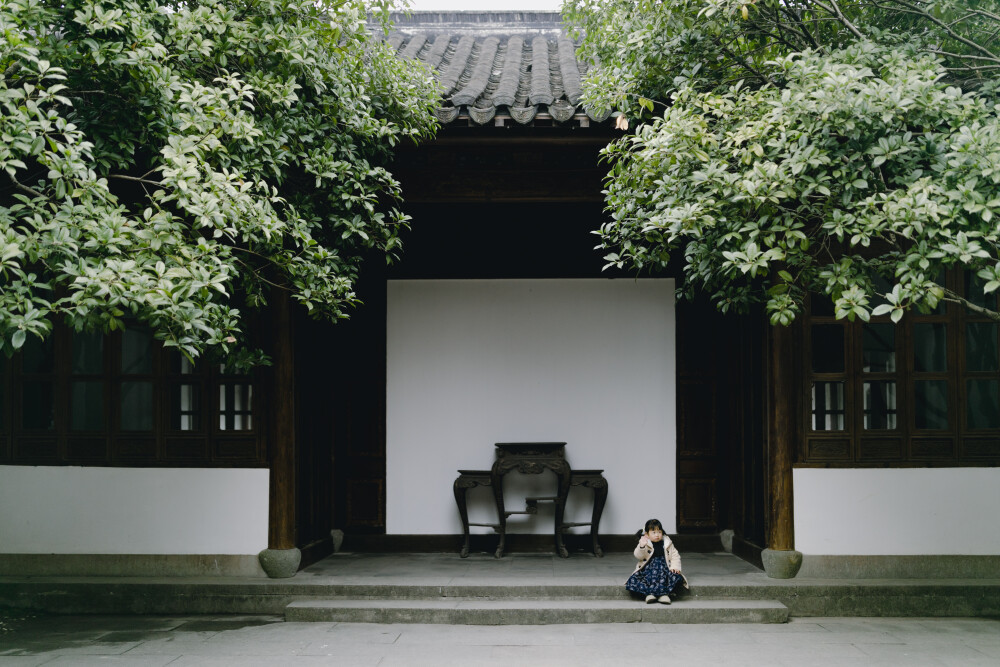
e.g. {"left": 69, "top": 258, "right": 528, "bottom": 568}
{"left": 589, "top": 478, "right": 608, "bottom": 557}
{"left": 453, "top": 478, "right": 472, "bottom": 558}
{"left": 553, "top": 465, "right": 571, "bottom": 558}
{"left": 491, "top": 468, "right": 506, "bottom": 558}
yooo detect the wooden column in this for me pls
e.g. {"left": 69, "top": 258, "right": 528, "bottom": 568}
{"left": 268, "top": 287, "right": 296, "bottom": 550}
{"left": 767, "top": 319, "right": 797, "bottom": 551}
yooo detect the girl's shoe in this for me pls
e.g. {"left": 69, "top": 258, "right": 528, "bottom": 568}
{"left": 645, "top": 595, "right": 657, "bottom": 603}
{"left": 658, "top": 595, "right": 671, "bottom": 604}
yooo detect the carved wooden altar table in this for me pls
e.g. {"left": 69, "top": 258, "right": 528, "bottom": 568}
{"left": 453, "top": 442, "right": 607, "bottom": 558}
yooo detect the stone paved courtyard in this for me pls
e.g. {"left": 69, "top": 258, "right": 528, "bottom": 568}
{"left": 2, "top": 613, "right": 999, "bottom": 665}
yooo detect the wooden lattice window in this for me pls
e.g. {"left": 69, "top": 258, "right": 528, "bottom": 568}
{"left": 0, "top": 325, "right": 263, "bottom": 467}
{"left": 802, "top": 271, "right": 1000, "bottom": 466}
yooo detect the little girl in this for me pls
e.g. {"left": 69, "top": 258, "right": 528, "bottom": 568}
{"left": 625, "top": 518, "right": 687, "bottom": 604}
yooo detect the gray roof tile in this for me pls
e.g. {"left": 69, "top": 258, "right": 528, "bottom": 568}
{"left": 558, "top": 38, "right": 583, "bottom": 105}
{"left": 385, "top": 11, "right": 610, "bottom": 126}
{"left": 438, "top": 35, "right": 475, "bottom": 96}
{"left": 529, "top": 35, "right": 554, "bottom": 107}
{"left": 422, "top": 34, "right": 451, "bottom": 71}
{"left": 398, "top": 33, "right": 427, "bottom": 60}
{"left": 451, "top": 36, "right": 498, "bottom": 106}
{"left": 493, "top": 35, "right": 522, "bottom": 107}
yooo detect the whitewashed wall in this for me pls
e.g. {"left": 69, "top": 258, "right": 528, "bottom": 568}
{"left": 795, "top": 468, "right": 1000, "bottom": 555}
{"left": 386, "top": 279, "right": 676, "bottom": 535}
{"left": 0, "top": 466, "right": 269, "bottom": 554}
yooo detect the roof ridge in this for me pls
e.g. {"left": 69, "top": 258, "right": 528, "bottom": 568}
{"left": 387, "top": 11, "right": 564, "bottom": 34}
{"left": 389, "top": 11, "right": 562, "bottom": 20}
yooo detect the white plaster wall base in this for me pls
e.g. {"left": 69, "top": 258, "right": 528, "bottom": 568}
{"left": 794, "top": 468, "right": 1000, "bottom": 556}
{"left": 386, "top": 279, "right": 676, "bottom": 536}
{"left": 0, "top": 466, "right": 269, "bottom": 555}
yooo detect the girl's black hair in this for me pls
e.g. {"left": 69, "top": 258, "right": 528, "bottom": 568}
{"left": 634, "top": 518, "right": 664, "bottom": 538}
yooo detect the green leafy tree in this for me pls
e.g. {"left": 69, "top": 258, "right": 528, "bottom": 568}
{"left": 564, "top": 0, "right": 1000, "bottom": 324}
{"left": 1, "top": 0, "right": 438, "bottom": 363}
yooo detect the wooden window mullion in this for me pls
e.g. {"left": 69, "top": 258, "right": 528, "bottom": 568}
{"left": 848, "top": 322, "right": 861, "bottom": 461}
{"left": 899, "top": 315, "right": 912, "bottom": 460}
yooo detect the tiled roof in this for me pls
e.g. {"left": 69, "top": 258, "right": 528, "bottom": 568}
{"left": 385, "top": 11, "right": 611, "bottom": 127}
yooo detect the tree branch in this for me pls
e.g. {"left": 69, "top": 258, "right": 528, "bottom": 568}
{"left": 888, "top": 0, "right": 999, "bottom": 61}
{"left": 946, "top": 12, "right": 977, "bottom": 28}
{"left": 9, "top": 174, "right": 43, "bottom": 198}
{"left": 929, "top": 51, "right": 1000, "bottom": 63}
{"left": 943, "top": 287, "right": 1000, "bottom": 322}
{"left": 964, "top": 8, "right": 1000, "bottom": 23}
{"left": 779, "top": 6, "right": 824, "bottom": 51}
{"left": 944, "top": 65, "right": 1000, "bottom": 72}
{"left": 767, "top": 5, "right": 815, "bottom": 51}
{"left": 718, "top": 44, "right": 779, "bottom": 87}
{"left": 231, "top": 254, "right": 294, "bottom": 292}
{"left": 808, "top": 0, "right": 866, "bottom": 39}
{"left": 2, "top": 61, "right": 22, "bottom": 81}
{"left": 108, "top": 174, "right": 162, "bottom": 187}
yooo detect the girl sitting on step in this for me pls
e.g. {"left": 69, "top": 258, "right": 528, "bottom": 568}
{"left": 625, "top": 518, "right": 688, "bottom": 604}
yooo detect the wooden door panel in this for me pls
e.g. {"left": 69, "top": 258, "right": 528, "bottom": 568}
{"left": 675, "top": 301, "right": 729, "bottom": 533}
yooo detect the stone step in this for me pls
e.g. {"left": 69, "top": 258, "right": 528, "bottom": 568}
{"left": 284, "top": 598, "right": 789, "bottom": 624}
{"left": 2, "top": 578, "right": 996, "bottom": 617}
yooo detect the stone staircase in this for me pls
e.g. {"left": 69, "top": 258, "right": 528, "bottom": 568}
{"left": 2, "top": 552, "right": 997, "bottom": 621}
{"left": 282, "top": 583, "right": 790, "bottom": 624}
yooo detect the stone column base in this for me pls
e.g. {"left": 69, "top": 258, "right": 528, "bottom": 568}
{"left": 258, "top": 548, "right": 301, "bottom": 579}
{"left": 762, "top": 548, "right": 803, "bottom": 579}
{"left": 330, "top": 529, "right": 345, "bottom": 553}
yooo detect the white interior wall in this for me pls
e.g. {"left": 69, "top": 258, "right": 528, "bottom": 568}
{"left": 0, "top": 466, "right": 269, "bottom": 554}
{"left": 794, "top": 468, "right": 1000, "bottom": 555}
{"left": 386, "top": 278, "right": 676, "bottom": 535}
